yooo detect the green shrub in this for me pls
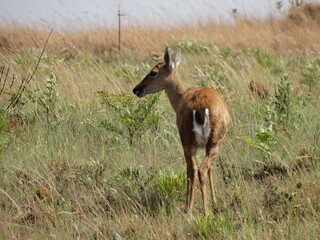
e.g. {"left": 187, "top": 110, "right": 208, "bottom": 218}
{"left": 300, "top": 58, "right": 320, "bottom": 92}
{"left": 155, "top": 171, "right": 186, "bottom": 202}
{"left": 244, "top": 73, "right": 300, "bottom": 161}
{"left": 74, "top": 159, "right": 108, "bottom": 186}
{"left": 98, "top": 91, "right": 161, "bottom": 144}
{"left": 244, "top": 125, "right": 278, "bottom": 156}
{"left": 273, "top": 73, "right": 301, "bottom": 129}
{"left": 26, "top": 73, "right": 60, "bottom": 122}
{"left": 194, "top": 215, "right": 235, "bottom": 239}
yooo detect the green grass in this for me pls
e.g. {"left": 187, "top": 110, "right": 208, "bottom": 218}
{"left": 0, "top": 42, "right": 319, "bottom": 239}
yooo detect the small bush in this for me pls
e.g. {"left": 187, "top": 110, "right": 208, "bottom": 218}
{"left": 273, "top": 73, "right": 301, "bottom": 129}
{"left": 155, "top": 171, "right": 186, "bottom": 202}
{"left": 74, "top": 159, "right": 107, "bottom": 186}
{"left": 300, "top": 58, "right": 320, "bottom": 92}
{"left": 194, "top": 215, "right": 235, "bottom": 239}
{"left": 98, "top": 91, "right": 161, "bottom": 144}
{"left": 244, "top": 73, "right": 300, "bottom": 161}
{"left": 26, "top": 73, "right": 60, "bottom": 122}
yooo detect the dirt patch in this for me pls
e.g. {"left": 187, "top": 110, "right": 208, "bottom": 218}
{"left": 253, "top": 164, "right": 288, "bottom": 181}
{"left": 7, "top": 113, "right": 27, "bottom": 132}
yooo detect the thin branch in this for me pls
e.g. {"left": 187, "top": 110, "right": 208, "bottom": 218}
{"left": 6, "top": 29, "right": 53, "bottom": 111}
{"left": 0, "top": 67, "right": 10, "bottom": 96}
{"left": 27, "top": 29, "right": 53, "bottom": 85}
{"left": 0, "top": 66, "right": 4, "bottom": 85}
{"left": 9, "top": 75, "right": 15, "bottom": 88}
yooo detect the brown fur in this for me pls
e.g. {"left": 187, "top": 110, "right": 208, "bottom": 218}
{"left": 178, "top": 87, "right": 229, "bottom": 148}
{"left": 133, "top": 48, "right": 230, "bottom": 215}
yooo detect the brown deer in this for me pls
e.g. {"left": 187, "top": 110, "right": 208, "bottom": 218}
{"left": 133, "top": 48, "right": 230, "bottom": 216}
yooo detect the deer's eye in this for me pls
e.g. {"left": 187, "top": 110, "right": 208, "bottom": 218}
{"left": 149, "top": 71, "right": 158, "bottom": 77}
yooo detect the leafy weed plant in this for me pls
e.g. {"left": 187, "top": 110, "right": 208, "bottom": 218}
{"left": 155, "top": 171, "right": 186, "bottom": 202}
{"left": 300, "top": 58, "right": 320, "bottom": 92}
{"left": 98, "top": 91, "right": 161, "bottom": 144}
{"left": 26, "top": 73, "right": 60, "bottom": 122}
{"left": 244, "top": 73, "right": 300, "bottom": 162}
{"left": 194, "top": 215, "right": 235, "bottom": 239}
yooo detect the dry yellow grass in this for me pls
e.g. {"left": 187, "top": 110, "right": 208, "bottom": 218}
{"left": 1, "top": 4, "right": 320, "bottom": 54}
{"left": 1, "top": 4, "right": 320, "bottom": 239}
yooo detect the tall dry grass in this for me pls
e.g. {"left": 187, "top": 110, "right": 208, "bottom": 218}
{"left": 0, "top": 4, "right": 320, "bottom": 239}
{"left": 1, "top": 4, "right": 320, "bottom": 54}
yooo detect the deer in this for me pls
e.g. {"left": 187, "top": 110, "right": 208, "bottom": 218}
{"left": 132, "top": 47, "right": 230, "bottom": 216}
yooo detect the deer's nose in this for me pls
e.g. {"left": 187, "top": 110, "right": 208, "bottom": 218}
{"left": 133, "top": 87, "right": 146, "bottom": 97}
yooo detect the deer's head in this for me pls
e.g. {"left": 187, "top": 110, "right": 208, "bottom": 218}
{"left": 133, "top": 47, "right": 181, "bottom": 97}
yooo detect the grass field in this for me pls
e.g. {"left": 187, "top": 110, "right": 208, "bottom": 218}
{"left": 0, "top": 4, "right": 320, "bottom": 239}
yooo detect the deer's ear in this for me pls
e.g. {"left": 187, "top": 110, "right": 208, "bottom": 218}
{"left": 171, "top": 48, "right": 181, "bottom": 70}
{"left": 164, "top": 47, "right": 171, "bottom": 66}
{"left": 164, "top": 47, "right": 181, "bottom": 71}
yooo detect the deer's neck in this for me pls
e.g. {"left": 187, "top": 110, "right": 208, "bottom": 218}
{"left": 164, "top": 72, "right": 185, "bottom": 114}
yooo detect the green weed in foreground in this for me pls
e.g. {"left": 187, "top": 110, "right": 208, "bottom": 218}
{"left": 97, "top": 91, "right": 161, "bottom": 144}
{"left": 194, "top": 215, "right": 235, "bottom": 239}
{"left": 155, "top": 171, "right": 186, "bottom": 202}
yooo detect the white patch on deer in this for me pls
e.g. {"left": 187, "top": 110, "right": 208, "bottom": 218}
{"left": 193, "top": 108, "right": 211, "bottom": 147}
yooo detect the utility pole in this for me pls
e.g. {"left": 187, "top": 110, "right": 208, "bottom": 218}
{"left": 117, "top": 1, "right": 128, "bottom": 52}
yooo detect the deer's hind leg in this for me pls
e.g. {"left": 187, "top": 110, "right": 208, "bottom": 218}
{"left": 198, "top": 142, "right": 221, "bottom": 216}
{"left": 184, "top": 147, "right": 197, "bottom": 214}
{"left": 207, "top": 145, "right": 221, "bottom": 204}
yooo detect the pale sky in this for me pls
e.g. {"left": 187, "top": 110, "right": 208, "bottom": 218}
{"left": 0, "top": 0, "right": 317, "bottom": 30}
